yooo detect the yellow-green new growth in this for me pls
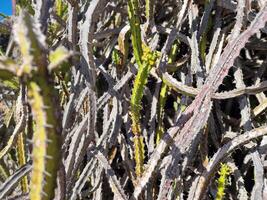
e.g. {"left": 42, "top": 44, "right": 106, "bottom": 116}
{"left": 55, "top": 0, "right": 68, "bottom": 18}
{"left": 133, "top": 136, "right": 145, "bottom": 177}
{"left": 216, "top": 163, "right": 232, "bottom": 200}
{"left": 131, "top": 45, "right": 158, "bottom": 136}
{"left": 17, "top": 131, "right": 28, "bottom": 193}
{"left": 28, "top": 82, "right": 47, "bottom": 200}
{"left": 127, "top": 0, "right": 143, "bottom": 68}
{"left": 130, "top": 45, "right": 158, "bottom": 176}
{"left": 112, "top": 48, "right": 121, "bottom": 66}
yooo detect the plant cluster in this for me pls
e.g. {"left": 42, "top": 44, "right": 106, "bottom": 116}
{"left": 0, "top": 0, "right": 267, "bottom": 200}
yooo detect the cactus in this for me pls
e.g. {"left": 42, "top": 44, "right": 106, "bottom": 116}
{"left": 55, "top": 0, "right": 68, "bottom": 18}
{"left": 16, "top": 131, "right": 28, "bottom": 193}
{"left": 15, "top": 87, "right": 28, "bottom": 193}
{"left": 216, "top": 163, "right": 232, "bottom": 200}
{"left": 127, "top": 0, "right": 159, "bottom": 176}
{"left": 127, "top": 0, "right": 143, "bottom": 68}
{"left": 156, "top": 82, "right": 168, "bottom": 145}
{"left": 156, "top": 42, "right": 178, "bottom": 144}
{"left": 130, "top": 45, "right": 158, "bottom": 176}
{"left": 12, "top": 11, "right": 66, "bottom": 200}
{"left": 0, "top": 1, "right": 266, "bottom": 200}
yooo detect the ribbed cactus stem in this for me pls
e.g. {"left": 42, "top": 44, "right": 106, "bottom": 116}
{"left": 130, "top": 45, "right": 158, "bottom": 176}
